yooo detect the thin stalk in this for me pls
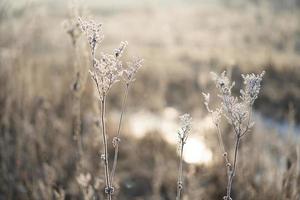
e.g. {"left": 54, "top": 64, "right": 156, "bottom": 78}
{"left": 226, "top": 135, "right": 241, "bottom": 200}
{"left": 216, "top": 123, "right": 232, "bottom": 199}
{"left": 241, "top": 108, "right": 252, "bottom": 138}
{"left": 110, "top": 83, "right": 130, "bottom": 185}
{"left": 176, "top": 140, "right": 184, "bottom": 200}
{"left": 100, "top": 97, "right": 112, "bottom": 200}
{"left": 92, "top": 49, "right": 113, "bottom": 199}
{"left": 72, "top": 41, "right": 84, "bottom": 163}
{"left": 216, "top": 124, "right": 230, "bottom": 165}
{"left": 74, "top": 97, "right": 83, "bottom": 156}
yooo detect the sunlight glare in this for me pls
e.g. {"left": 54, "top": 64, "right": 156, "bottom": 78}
{"left": 183, "top": 138, "right": 213, "bottom": 165}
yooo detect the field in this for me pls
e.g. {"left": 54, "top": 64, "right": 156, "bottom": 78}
{"left": 0, "top": 0, "right": 300, "bottom": 199}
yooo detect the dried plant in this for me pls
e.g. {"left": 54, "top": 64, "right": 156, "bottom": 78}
{"left": 176, "top": 113, "right": 192, "bottom": 200}
{"left": 63, "top": 2, "right": 89, "bottom": 165}
{"left": 78, "top": 17, "right": 143, "bottom": 200}
{"left": 202, "top": 71, "right": 265, "bottom": 200}
{"left": 63, "top": 2, "right": 82, "bottom": 47}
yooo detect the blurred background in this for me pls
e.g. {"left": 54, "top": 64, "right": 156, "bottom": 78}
{"left": 0, "top": 0, "right": 299, "bottom": 199}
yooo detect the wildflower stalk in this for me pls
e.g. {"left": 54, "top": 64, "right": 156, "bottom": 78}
{"left": 73, "top": 42, "right": 84, "bottom": 158}
{"left": 203, "top": 71, "right": 264, "bottom": 200}
{"left": 110, "top": 83, "right": 130, "bottom": 185}
{"left": 176, "top": 114, "right": 192, "bottom": 200}
{"left": 241, "top": 108, "right": 252, "bottom": 138}
{"left": 225, "top": 134, "right": 240, "bottom": 200}
{"left": 216, "top": 124, "right": 228, "bottom": 163}
{"left": 79, "top": 17, "right": 142, "bottom": 199}
{"left": 63, "top": 12, "right": 84, "bottom": 161}
{"left": 100, "top": 96, "right": 113, "bottom": 200}
{"left": 225, "top": 106, "right": 252, "bottom": 199}
{"left": 176, "top": 138, "right": 184, "bottom": 200}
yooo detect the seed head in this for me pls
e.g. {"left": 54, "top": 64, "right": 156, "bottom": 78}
{"left": 78, "top": 17, "right": 104, "bottom": 55}
{"left": 114, "top": 41, "right": 128, "bottom": 58}
{"left": 89, "top": 42, "right": 128, "bottom": 100}
{"left": 203, "top": 70, "right": 264, "bottom": 135}
{"left": 123, "top": 57, "right": 143, "bottom": 84}
{"left": 240, "top": 71, "right": 265, "bottom": 105}
{"left": 177, "top": 113, "right": 192, "bottom": 142}
{"left": 211, "top": 71, "right": 235, "bottom": 96}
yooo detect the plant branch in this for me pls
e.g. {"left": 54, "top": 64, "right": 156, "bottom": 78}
{"left": 110, "top": 83, "right": 130, "bottom": 185}
{"left": 72, "top": 42, "right": 84, "bottom": 160}
{"left": 240, "top": 108, "right": 252, "bottom": 138}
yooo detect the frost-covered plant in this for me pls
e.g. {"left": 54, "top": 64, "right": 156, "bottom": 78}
{"left": 78, "top": 17, "right": 143, "bottom": 200}
{"left": 89, "top": 42, "right": 127, "bottom": 100}
{"left": 202, "top": 71, "right": 265, "bottom": 200}
{"left": 78, "top": 17, "right": 103, "bottom": 56}
{"left": 176, "top": 113, "right": 192, "bottom": 200}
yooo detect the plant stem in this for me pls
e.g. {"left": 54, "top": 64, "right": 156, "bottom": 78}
{"left": 176, "top": 140, "right": 184, "bottom": 200}
{"left": 100, "top": 97, "right": 112, "bottom": 200}
{"left": 226, "top": 135, "right": 241, "bottom": 200}
{"left": 72, "top": 42, "right": 84, "bottom": 165}
{"left": 241, "top": 108, "right": 252, "bottom": 138}
{"left": 110, "top": 84, "right": 130, "bottom": 185}
{"left": 216, "top": 124, "right": 230, "bottom": 164}
{"left": 74, "top": 95, "right": 83, "bottom": 156}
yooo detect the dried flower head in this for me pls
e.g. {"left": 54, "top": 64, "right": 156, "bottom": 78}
{"left": 211, "top": 71, "right": 235, "bottom": 96}
{"left": 123, "top": 57, "right": 143, "bottom": 84}
{"left": 205, "top": 70, "right": 265, "bottom": 133}
{"left": 89, "top": 42, "right": 128, "bottom": 100}
{"left": 114, "top": 41, "right": 128, "bottom": 58}
{"left": 210, "top": 72, "right": 248, "bottom": 128}
{"left": 240, "top": 71, "right": 265, "bottom": 105}
{"left": 178, "top": 114, "right": 192, "bottom": 142}
{"left": 78, "top": 17, "right": 103, "bottom": 55}
{"left": 202, "top": 92, "right": 222, "bottom": 126}
{"left": 221, "top": 95, "right": 248, "bottom": 127}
